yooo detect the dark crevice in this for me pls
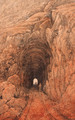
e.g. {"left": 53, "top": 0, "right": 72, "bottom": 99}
{"left": 20, "top": 36, "right": 51, "bottom": 89}
{"left": 0, "top": 96, "right": 2, "bottom": 99}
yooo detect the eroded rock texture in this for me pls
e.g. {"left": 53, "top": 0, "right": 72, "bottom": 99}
{"left": 0, "top": 0, "right": 75, "bottom": 120}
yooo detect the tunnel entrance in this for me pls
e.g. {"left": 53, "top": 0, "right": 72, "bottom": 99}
{"left": 32, "top": 78, "right": 39, "bottom": 90}
{"left": 20, "top": 36, "right": 51, "bottom": 90}
{"left": 33, "top": 78, "right": 38, "bottom": 86}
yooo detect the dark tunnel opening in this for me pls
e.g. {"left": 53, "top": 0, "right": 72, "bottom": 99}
{"left": 20, "top": 37, "right": 51, "bottom": 90}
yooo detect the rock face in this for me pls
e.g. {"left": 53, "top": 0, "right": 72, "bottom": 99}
{"left": 0, "top": 0, "right": 50, "bottom": 29}
{"left": 0, "top": 80, "right": 28, "bottom": 119}
{"left": 7, "top": 74, "right": 21, "bottom": 87}
{"left": 0, "top": 0, "right": 75, "bottom": 120}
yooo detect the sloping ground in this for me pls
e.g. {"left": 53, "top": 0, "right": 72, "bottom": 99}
{"left": 19, "top": 90, "right": 62, "bottom": 120}
{"left": 0, "top": 0, "right": 75, "bottom": 120}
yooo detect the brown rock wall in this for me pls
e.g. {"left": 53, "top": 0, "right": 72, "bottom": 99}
{"left": 0, "top": 0, "right": 75, "bottom": 119}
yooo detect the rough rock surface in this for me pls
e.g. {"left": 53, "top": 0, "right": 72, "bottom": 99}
{"left": 7, "top": 74, "right": 21, "bottom": 87}
{"left": 0, "top": 0, "right": 75, "bottom": 120}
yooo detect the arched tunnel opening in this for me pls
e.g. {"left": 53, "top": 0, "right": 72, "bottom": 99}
{"left": 33, "top": 78, "right": 38, "bottom": 86}
{"left": 20, "top": 36, "right": 51, "bottom": 90}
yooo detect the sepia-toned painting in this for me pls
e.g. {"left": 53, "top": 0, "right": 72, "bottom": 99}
{"left": 0, "top": 0, "right": 75, "bottom": 120}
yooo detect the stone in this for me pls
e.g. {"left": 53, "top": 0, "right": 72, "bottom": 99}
{"left": 7, "top": 74, "right": 21, "bottom": 87}
{"left": 0, "top": 81, "right": 8, "bottom": 97}
{"left": 56, "top": 82, "right": 75, "bottom": 119}
{"left": 46, "top": 28, "right": 52, "bottom": 45}
{"left": 11, "top": 98, "right": 26, "bottom": 109}
{"left": 7, "top": 98, "right": 15, "bottom": 107}
{"left": 0, "top": 99, "right": 7, "bottom": 107}
{"left": 0, "top": 0, "right": 49, "bottom": 29}
{"left": 8, "top": 64, "right": 18, "bottom": 76}
{"left": 0, "top": 104, "right": 9, "bottom": 115}
{"left": 7, "top": 97, "right": 26, "bottom": 110}
{"left": 2, "top": 84, "right": 16, "bottom": 101}
{"left": 8, "top": 108, "right": 19, "bottom": 117}
{"left": 7, "top": 98, "right": 24, "bottom": 115}
{"left": 0, "top": 108, "right": 19, "bottom": 120}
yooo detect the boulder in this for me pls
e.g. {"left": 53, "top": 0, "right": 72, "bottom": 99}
{"left": 2, "top": 84, "right": 16, "bottom": 101}
{"left": 7, "top": 74, "right": 21, "bottom": 87}
{"left": 0, "top": 104, "right": 9, "bottom": 115}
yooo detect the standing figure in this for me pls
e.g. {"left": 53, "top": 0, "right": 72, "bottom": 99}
{"left": 39, "top": 83, "right": 42, "bottom": 91}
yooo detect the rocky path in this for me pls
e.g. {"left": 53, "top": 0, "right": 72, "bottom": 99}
{"left": 19, "top": 89, "right": 65, "bottom": 120}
